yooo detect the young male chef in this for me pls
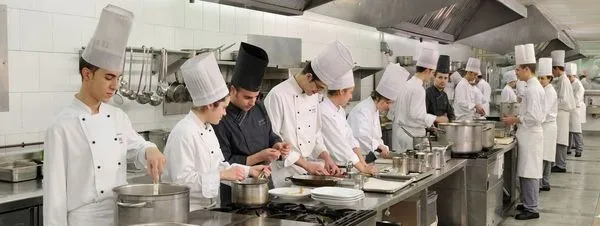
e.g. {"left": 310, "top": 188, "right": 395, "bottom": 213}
{"left": 445, "top": 71, "right": 462, "bottom": 105}
{"left": 347, "top": 63, "right": 408, "bottom": 163}
{"left": 426, "top": 55, "right": 456, "bottom": 121}
{"left": 503, "top": 44, "right": 545, "bottom": 220}
{"left": 501, "top": 70, "right": 518, "bottom": 103}
{"left": 391, "top": 46, "right": 449, "bottom": 152}
{"left": 453, "top": 57, "right": 486, "bottom": 120}
{"left": 566, "top": 63, "right": 586, "bottom": 158}
{"left": 476, "top": 74, "right": 492, "bottom": 115}
{"left": 538, "top": 58, "right": 558, "bottom": 192}
{"left": 43, "top": 5, "right": 166, "bottom": 225}
{"left": 319, "top": 70, "right": 376, "bottom": 174}
{"left": 163, "top": 52, "right": 270, "bottom": 211}
{"left": 212, "top": 43, "right": 290, "bottom": 203}
{"left": 550, "top": 50, "right": 576, "bottom": 173}
{"left": 264, "top": 41, "right": 353, "bottom": 187}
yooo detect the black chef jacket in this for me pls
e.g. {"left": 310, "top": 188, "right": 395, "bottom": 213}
{"left": 425, "top": 86, "right": 456, "bottom": 121}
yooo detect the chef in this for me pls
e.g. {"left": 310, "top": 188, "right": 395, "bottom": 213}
{"left": 503, "top": 44, "right": 545, "bottom": 220}
{"left": 347, "top": 63, "right": 408, "bottom": 163}
{"left": 212, "top": 43, "right": 290, "bottom": 204}
{"left": 537, "top": 58, "right": 557, "bottom": 192}
{"left": 567, "top": 63, "right": 586, "bottom": 158}
{"left": 445, "top": 71, "right": 462, "bottom": 105}
{"left": 391, "top": 46, "right": 449, "bottom": 152}
{"left": 454, "top": 57, "right": 486, "bottom": 120}
{"left": 426, "top": 55, "right": 456, "bottom": 121}
{"left": 471, "top": 81, "right": 485, "bottom": 119}
{"left": 162, "top": 52, "right": 270, "bottom": 211}
{"left": 476, "top": 74, "right": 492, "bottom": 115}
{"left": 501, "top": 70, "right": 518, "bottom": 103}
{"left": 320, "top": 70, "right": 376, "bottom": 174}
{"left": 43, "top": 5, "right": 166, "bottom": 226}
{"left": 550, "top": 50, "right": 576, "bottom": 173}
{"left": 264, "top": 41, "right": 352, "bottom": 187}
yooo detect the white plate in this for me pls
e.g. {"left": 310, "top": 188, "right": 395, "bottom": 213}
{"left": 311, "top": 193, "right": 365, "bottom": 201}
{"left": 312, "top": 194, "right": 364, "bottom": 202}
{"left": 312, "top": 196, "right": 363, "bottom": 206}
{"left": 311, "top": 187, "right": 364, "bottom": 199}
{"left": 268, "top": 187, "right": 311, "bottom": 200}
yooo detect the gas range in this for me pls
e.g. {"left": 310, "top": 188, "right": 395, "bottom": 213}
{"left": 210, "top": 202, "right": 376, "bottom": 226}
{"left": 451, "top": 147, "right": 503, "bottom": 159}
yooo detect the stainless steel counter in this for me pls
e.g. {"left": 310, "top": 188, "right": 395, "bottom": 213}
{"left": 188, "top": 210, "right": 318, "bottom": 226}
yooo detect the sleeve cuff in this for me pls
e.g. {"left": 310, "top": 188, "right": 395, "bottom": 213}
{"left": 284, "top": 151, "right": 301, "bottom": 167}
{"left": 200, "top": 172, "right": 220, "bottom": 199}
{"left": 134, "top": 142, "right": 157, "bottom": 169}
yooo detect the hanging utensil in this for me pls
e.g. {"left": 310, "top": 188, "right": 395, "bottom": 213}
{"left": 120, "top": 49, "right": 133, "bottom": 98}
{"left": 143, "top": 48, "right": 154, "bottom": 99}
{"left": 112, "top": 55, "right": 127, "bottom": 105}
{"left": 125, "top": 49, "right": 137, "bottom": 100}
{"left": 149, "top": 50, "right": 164, "bottom": 106}
{"left": 155, "top": 48, "right": 169, "bottom": 97}
{"left": 136, "top": 47, "right": 150, "bottom": 104}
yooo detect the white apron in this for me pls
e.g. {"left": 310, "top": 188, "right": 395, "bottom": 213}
{"left": 580, "top": 104, "right": 587, "bottom": 123}
{"left": 516, "top": 126, "right": 544, "bottom": 179}
{"left": 569, "top": 108, "right": 582, "bottom": 133}
{"left": 392, "top": 125, "right": 417, "bottom": 152}
{"left": 556, "top": 110, "right": 570, "bottom": 145}
{"left": 70, "top": 113, "right": 125, "bottom": 226}
{"left": 542, "top": 121, "right": 557, "bottom": 162}
{"left": 270, "top": 161, "right": 304, "bottom": 188}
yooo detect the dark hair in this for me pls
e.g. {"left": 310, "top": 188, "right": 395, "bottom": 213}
{"left": 435, "top": 72, "right": 449, "bottom": 78}
{"left": 192, "top": 95, "right": 230, "bottom": 112}
{"left": 79, "top": 56, "right": 99, "bottom": 79}
{"left": 519, "top": 64, "right": 536, "bottom": 74}
{"left": 301, "top": 61, "right": 322, "bottom": 82}
{"left": 416, "top": 66, "right": 428, "bottom": 73}
{"left": 545, "top": 75, "right": 554, "bottom": 82}
{"left": 370, "top": 91, "right": 391, "bottom": 101}
{"left": 552, "top": 66, "right": 565, "bottom": 71}
{"left": 327, "top": 90, "right": 340, "bottom": 96}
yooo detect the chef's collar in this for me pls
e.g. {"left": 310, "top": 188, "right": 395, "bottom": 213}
{"left": 411, "top": 76, "right": 424, "bottom": 86}
{"left": 323, "top": 96, "right": 342, "bottom": 113}
{"left": 366, "top": 98, "right": 377, "bottom": 113}
{"left": 187, "top": 111, "right": 210, "bottom": 130}
{"left": 290, "top": 77, "right": 304, "bottom": 94}
{"left": 72, "top": 95, "right": 108, "bottom": 115}
{"left": 226, "top": 103, "right": 249, "bottom": 125}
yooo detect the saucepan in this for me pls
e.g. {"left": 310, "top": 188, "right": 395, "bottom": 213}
{"left": 285, "top": 174, "right": 342, "bottom": 187}
{"left": 113, "top": 183, "right": 190, "bottom": 226}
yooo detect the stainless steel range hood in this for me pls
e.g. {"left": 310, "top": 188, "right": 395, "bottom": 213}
{"left": 458, "top": 5, "right": 575, "bottom": 55}
{"left": 199, "top": 0, "right": 332, "bottom": 16}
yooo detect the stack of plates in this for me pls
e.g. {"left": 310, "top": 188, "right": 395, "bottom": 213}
{"left": 310, "top": 187, "right": 365, "bottom": 205}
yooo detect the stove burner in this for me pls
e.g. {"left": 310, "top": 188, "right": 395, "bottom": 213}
{"left": 451, "top": 147, "right": 502, "bottom": 159}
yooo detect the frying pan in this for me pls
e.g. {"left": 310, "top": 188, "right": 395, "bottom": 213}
{"left": 285, "top": 175, "right": 342, "bottom": 187}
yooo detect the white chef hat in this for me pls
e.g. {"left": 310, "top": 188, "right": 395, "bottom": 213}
{"left": 465, "top": 57, "right": 481, "bottom": 74}
{"left": 376, "top": 63, "right": 409, "bottom": 100}
{"left": 537, "top": 58, "right": 553, "bottom": 76}
{"left": 81, "top": 4, "right": 134, "bottom": 73}
{"left": 180, "top": 52, "right": 229, "bottom": 107}
{"left": 449, "top": 71, "right": 462, "bottom": 84}
{"left": 416, "top": 47, "right": 440, "bottom": 70}
{"left": 566, "top": 62, "right": 578, "bottom": 76}
{"left": 551, "top": 50, "right": 565, "bottom": 67}
{"left": 328, "top": 70, "right": 355, "bottom": 90}
{"left": 312, "top": 41, "right": 354, "bottom": 87}
{"left": 503, "top": 70, "right": 517, "bottom": 83}
{"left": 514, "top": 44, "right": 536, "bottom": 65}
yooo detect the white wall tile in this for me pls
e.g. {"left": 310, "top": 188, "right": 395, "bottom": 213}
{"left": 95, "top": 0, "right": 143, "bottom": 19}
{"left": 129, "top": 22, "right": 154, "bottom": 47}
{"left": 4, "top": 132, "right": 42, "bottom": 145}
{"left": 307, "top": 22, "right": 336, "bottom": 44}
{"left": 121, "top": 104, "right": 156, "bottom": 124}
{"left": 81, "top": 17, "right": 99, "bottom": 45}
{"left": 0, "top": 93, "right": 23, "bottom": 133}
{"left": 20, "top": 10, "right": 53, "bottom": 52}
{"left": 8, "top": 51, "right": 39, "bottom": 93}
{"left": 174, "top": 29, "right": 194, "bottom": 50}
{"left": 248, "top": 10, "right": 263, "bottom": 35}
{"left": 153, "top": 26, "right": 175, "bottom": 49}
{"left": 35, "top": 0, "right": 94, "bottom": 17}
{"left": 52, "top": 14, "right": 83, "bottom": 53}
{"left": 203, "top": 1, "right": 220, "bottom": 32}
{"left": 38, "top": 53, "right": 79, "bottom": 92}
{"left": 0, "top": 134, "right": 5, "bottom": 146}
{"left": 22, "top": 93, "right": 73, "bottom": 131}
{"left": 219, "top": 4, "right": 235, "bottom": 34}
{"left": 363, "top": 49, "right": 383, "bottom": 67}
{"left": 262, "top": 12, "right": 276, "bottom": 36}
{"left": 142, "top": 0, "right": 185, "bottom": 27}
{"left": 194, "top": 30, "right": 220, "bottom": 49}
{"left": 348, "top": 47, "right": 363, "bottom": 66}
{"left": 302, "top": 42, "right": 324, "bottom": 61}
{"left": 337, "top": 26, "right": 359, "bottom": 47}
{"left": 234, "top": 7, "right": 249, "bottom": 35}
{"left": 7, "top": 8, "right": 20, "bottom": 51}
{"left": 273, "top": 14, "right": 287, "bottom": 37}
{"left": 184, "top": 0, "right": 203, "bottom": 29}
{"left": 2, "top": 0, "right": 35, "bottom": 10}
{"left": 288, "top": 17, "right": 309, "bottom": 39}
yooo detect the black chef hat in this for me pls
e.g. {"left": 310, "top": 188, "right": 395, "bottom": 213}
{"left": 231, "top": 42, "right": 269, "bottom": 92}
{"left": 436, "top": 55, "right": 450, "bottom": 74}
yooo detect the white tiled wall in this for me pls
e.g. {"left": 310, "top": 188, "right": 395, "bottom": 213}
{"left": 0, "top": 0, "right": 472, "bottom": 153}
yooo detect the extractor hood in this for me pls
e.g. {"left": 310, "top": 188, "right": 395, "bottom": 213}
{"left": 198, "top": 0, "right": 332, "bottom": 16}
{"left": 458, "top": 5, "right": 575, "bottom": 55}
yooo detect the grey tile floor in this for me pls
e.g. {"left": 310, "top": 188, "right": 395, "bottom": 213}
{"left": 501, "top": 134, "right": 600, "bottom": 226}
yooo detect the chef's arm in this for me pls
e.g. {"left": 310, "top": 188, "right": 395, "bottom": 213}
{"left": 122, "top": 114, "right": 159, "bottom": 170}
{"left": 409, "top": 89, "right": 437, "bottom": 127}
{"left": 353, "top": 148, "right": 367, "bottom": 165}
{"left": 348, "top": 111, "right": 376, "bottom": 155}
{"left": 455, "top": 85, "right": 476, "bottom": 112}
{"left": 263, "top": 93, "right": 285, "bottom": 140}
{"left": 43, "top": 127, "right": 68, "bottom": 226}
{"left": 447, "top": 103, "right": 456, "bottom": 121}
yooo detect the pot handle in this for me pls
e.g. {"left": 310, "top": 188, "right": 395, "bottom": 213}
{"left": 483, "top": 127, "right": 492, "bottom": 132}
{"left": 117, "top": 201, "right": 147, "bottom": 208}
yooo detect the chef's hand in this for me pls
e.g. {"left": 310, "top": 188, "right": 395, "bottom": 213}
{"left": 273, "top": 142, "right": 291, "bottom": 156}
{"left": 503, "top": 116, "right": 518, "bottom": 126}
{"left": 378, "top": 145, "right": 392, "bottom": 159}
{"left": 324, "top": 159, "right": 342, "bottom": 176}
{"left": 305, "top": 162, "right": 330, "bottom": 176}
{"left": 368, "top": 165, "right": 378, "bottom": 174}
{"left": 475, "top": 104, "right": 486, "bottom": 115}
{"left": 220, "top": 166, "right": 246, "bottom": 181}
{"left": 249, "top": 165, "right": 271, "bottom": 178}
{"left": 145, "top": 148, "right": 166, "bottom": 183}
{"left": 435, "top": 116, "right": 449, "bottom": 123}
{"left": 258, "top": 148, "right": 281, "bottom": 162}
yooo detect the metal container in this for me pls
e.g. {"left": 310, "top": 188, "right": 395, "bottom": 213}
{"left": 441, "top": 122, "right": 486, "bottom": 153}
{"left": 431, "top": 147, "right": 445, "bottom": 170}
{"left": 437, "top": 123, "right": 460, "bottom": 145}
{"left": 231, "top": 178, "right": 269, "bottom": 206}
{"left": 392, "top": 156, "right": 408, "bottom": 175}
{"left": 114, "top": 184, "right": 190, "bottom": 226}
{"left": 494, "top": 128, "right": 506, "bottom": 138}
{"left": 475, "top": 120, "right": 496, "bottom": 148}
{"left": 0, "top": 160, "right": 40, "bottom": 182}
{"left": 148, "top": 130, "right": 169, "bottom": 152}
{"left": 424, "top": 152, "right": 435, "bottom": 170}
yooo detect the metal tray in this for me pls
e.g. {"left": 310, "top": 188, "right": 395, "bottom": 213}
{"left": 0, "top": 160, "right": 40, "bottom": 182}
{"left": 376, "top": 169, "right": 434, "bottom": 181}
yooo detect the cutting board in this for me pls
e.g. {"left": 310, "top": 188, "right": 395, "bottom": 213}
{"left": 362, "top": 178, "right": 411, "bottom": 193}
{"left": 495, "top": 137, "right": 515, "bottom": 145}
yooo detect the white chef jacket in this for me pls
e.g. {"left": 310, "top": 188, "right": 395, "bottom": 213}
{"left": 43, "top": 98, "right": 154, "bottom": 226}
{"left": 542, "top": 84, "right": 558, "bottom": 162}
{"left": 476, "top": 79, "right": 491, "bottom": 115}
{"left": 163, "top": 111, "right": 249, "bottom": 211}
{"left": 553, "top": 74, "right": 576, "bottom": 112}
{"left": 391, "top": 76, "right": 437, "bottom": 151}
{"left": 264, "top": 77, "right": 327, "bottom": 166}
{"left": 516, "top": 77, "right": 545, "bottom": 179}
{"left": 319, "top": 97, "right": 360, "bottom": 166}
{"left": 544, "top": 84, "right": 558, "bottom": 123}
{"left": 570, "top": 78, "right": 586, "bottom": 129}
{"left": 453, "top": 78, "right": 477, "bottom": 120}
{"left": 347, "top": 98, "right": 387, "bottom": 155}
{"left": 501, "top": 85, "right": 518, "bottom": 103}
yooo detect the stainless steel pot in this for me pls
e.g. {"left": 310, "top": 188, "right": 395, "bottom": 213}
{"left": 431, "top": 147, "right": 445, "bottom": 169}
{"left": 437, "top": 123, "right": 459, "bottom": 145}
{"left": 439, "top": 122, "right": 488, "bottom": 153}
{"left": 475, "top": 120, "right": 496, "bottom": 148}
{"left": 392, "top": 155, "right": 408, "bottom": 175}
{"left": 113, "top": 183, "right": 190, "bottom": 226}
{"left": 231, "top": 178, "right": 269, "bottom": 206}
